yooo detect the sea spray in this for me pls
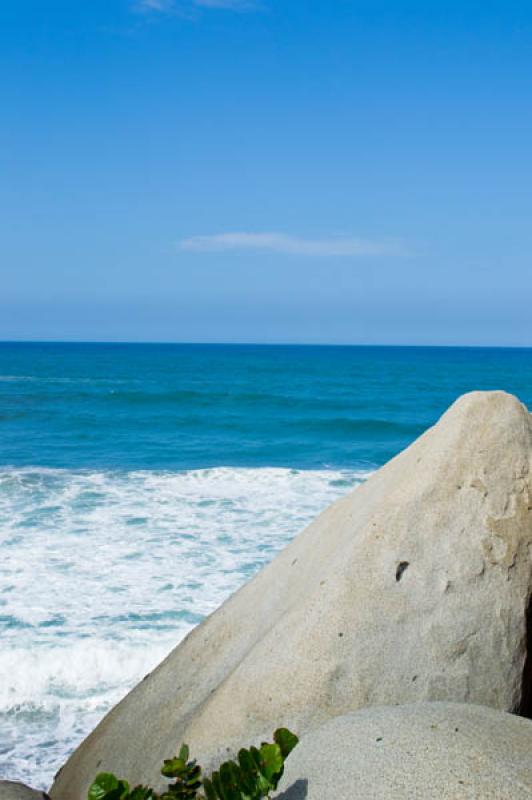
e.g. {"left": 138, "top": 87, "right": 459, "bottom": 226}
{"left": 0, "top": 465, "right": 367, "bottom": 788}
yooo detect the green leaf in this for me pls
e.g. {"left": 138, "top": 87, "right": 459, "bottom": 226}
{"left": 258, "top": 744, "right": 283, "bottom": 784}
{"left": 248, "top": 748, "right": 262, "bottom": 772}
{"left": 235, "top": 751, "right": 258, "bottom": 797}
{"left": 184, "top": 768, "right": 202, "bottom": 787}
{"left": 211, "top": 771, "right": 224, "bottom": 800}
{"left": 89, "top": 773, "right": 119, "bottom": 800}
{"left": 162, "top": 759, "right": 187, "bottom": 778}
{"left": 254, "top": 773, "right": 270, "bottom": 799}
{"left": 273, "top": 729, "right": 299, "bottom": 759}
{"left": 202, "top": 778, "right": 217, "bottom": 800}
{"left": 237, "top": 750, "right": 255, "bottom": 776}
{"left": 270, "top": 766, "right": 284, "bottom": 792}
{"left": 129, "top": 788, "right": 156, "bottom": 800}
{"left": 219, "top": 762, "right": 239, "bottom": 800}
{"left": 88, "top": 773, "right": 131, "bottom": 800}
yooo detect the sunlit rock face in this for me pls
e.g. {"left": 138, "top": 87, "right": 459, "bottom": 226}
{"left": 273, "top": 703, "right": 532, "bottom": 800}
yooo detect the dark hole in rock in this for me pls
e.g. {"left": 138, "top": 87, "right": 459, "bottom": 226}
{"left": 518, "top": 592, "right": 532, "bottom": 718}
{"left": 396, "top": 561, "right": 409, "bottom": 582}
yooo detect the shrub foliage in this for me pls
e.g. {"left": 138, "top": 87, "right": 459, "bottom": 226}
{"left": 88, "top": 728, "right": 299, "bottom": 800}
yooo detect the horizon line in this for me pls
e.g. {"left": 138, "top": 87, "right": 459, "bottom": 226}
{"left": 0, "top": 339, "right": 531, "bottom": 350}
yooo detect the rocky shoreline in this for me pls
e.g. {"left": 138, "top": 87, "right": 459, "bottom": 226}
{"left": 3, "top": 391, "right": 532, "bottom": 799}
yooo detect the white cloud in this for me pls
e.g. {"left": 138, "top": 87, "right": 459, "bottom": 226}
{"left": 136, "top": 0, "right": 174, "bottom": 11}
{"left": 179, "top": 232, "right": 408, "bottom": 257}
{"left": 135, "top": 0, "right": 257, "bottom": 12}
{"left": 194, "top": 0, "right": 258, "bottom": 7}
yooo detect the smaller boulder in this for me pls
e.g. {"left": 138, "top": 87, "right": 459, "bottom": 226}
{"left": 0, "top": 783, "right": 50, "bottom": 800}
{"left": 273, "top": 702, "right": 532, "bottom": 799}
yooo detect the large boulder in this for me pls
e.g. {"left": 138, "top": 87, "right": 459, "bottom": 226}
{"left": 273, "top": 702, "right": 532, "bottom": 799}
{"left": 51, "top": 391, "right": 532, "bottom": 800}
{"left": 0, "top": 784, "right": 50, "bottom": 800}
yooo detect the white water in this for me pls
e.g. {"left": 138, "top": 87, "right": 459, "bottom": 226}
{"left": 0, "top": 466, "right": 368, "bottom": 789}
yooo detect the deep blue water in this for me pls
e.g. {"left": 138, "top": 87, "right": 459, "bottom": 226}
{"left": 2, "top": 342, "right": 531, "bottom": 471}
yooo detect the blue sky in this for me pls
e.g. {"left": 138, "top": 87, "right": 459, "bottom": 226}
{"left": 1, "top": 0, "right": 531, "bottom": 345}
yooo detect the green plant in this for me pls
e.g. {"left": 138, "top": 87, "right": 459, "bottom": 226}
{"left": 159, "top": 744, "right": 203, "bottom": 800}
{"left": 88, "top": 728, "right": 298, "bottom": 800}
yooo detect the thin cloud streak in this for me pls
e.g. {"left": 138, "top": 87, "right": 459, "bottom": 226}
{"left": 135, "top": 0, "right": 174, "bottom": 11}
{"left": 180, "top": 232, "right": 408, "bottom": 257}
{"left": 195, "top": 0, "right": 257, "bottom": 7}
{"left": 134, "top": 0, "right": 257, "bottom": 12}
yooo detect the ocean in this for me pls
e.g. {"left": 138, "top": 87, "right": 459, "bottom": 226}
{"left": 1, "top": 342, "right": 531, "bottom": 789}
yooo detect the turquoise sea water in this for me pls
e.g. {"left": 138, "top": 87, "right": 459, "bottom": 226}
{"left": 3, "top": 342, "right": 532, "bottom": 470}
{"left": 1, "top": 342, "right": 532, "bottom": 787}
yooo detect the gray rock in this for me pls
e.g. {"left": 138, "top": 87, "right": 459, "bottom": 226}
{"left": 51, "top": 391, "right": 532, "bottom": 800}
{"left": 273, "top": 702, "right": 532, "bottom": 799}
{"left": 0, "top": 783, "right": 49, "bottom": 800}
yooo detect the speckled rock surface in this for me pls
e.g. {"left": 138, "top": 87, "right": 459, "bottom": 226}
{"left": 51, "top": 392, "right": 532, "bottom": 800}
{"left": 0, "top": 783, "right": 49, "bottom": 800}
{"left": 273, "top": 702, "right": 532, "bottom": 799}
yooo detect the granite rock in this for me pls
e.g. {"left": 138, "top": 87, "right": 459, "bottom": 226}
{"left": 0, "top": 783, "right": 50, "bottom": 800}
{"left": 273, "top": 702, "right": 532, "bottom": 799}
{"left": 51, "top": 391, "right": 532, "bottom": 800}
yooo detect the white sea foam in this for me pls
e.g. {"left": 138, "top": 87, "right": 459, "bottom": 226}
{"left": 0, "top": 466, "right": 369, "bottom": 788}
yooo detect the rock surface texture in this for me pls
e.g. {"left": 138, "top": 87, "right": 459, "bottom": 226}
{"left": 51, "top": 391, "right": 532, "bottom": 800}
{"left": 272, "top": 702, "right": 532, "bottom": 799}
{"left": 0, "top": 784, "right": 50, "bottom": 800}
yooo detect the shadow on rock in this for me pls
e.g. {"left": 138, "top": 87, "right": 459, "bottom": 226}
{"left": 274, "top": 779, "right": 308, "bottom": 799}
